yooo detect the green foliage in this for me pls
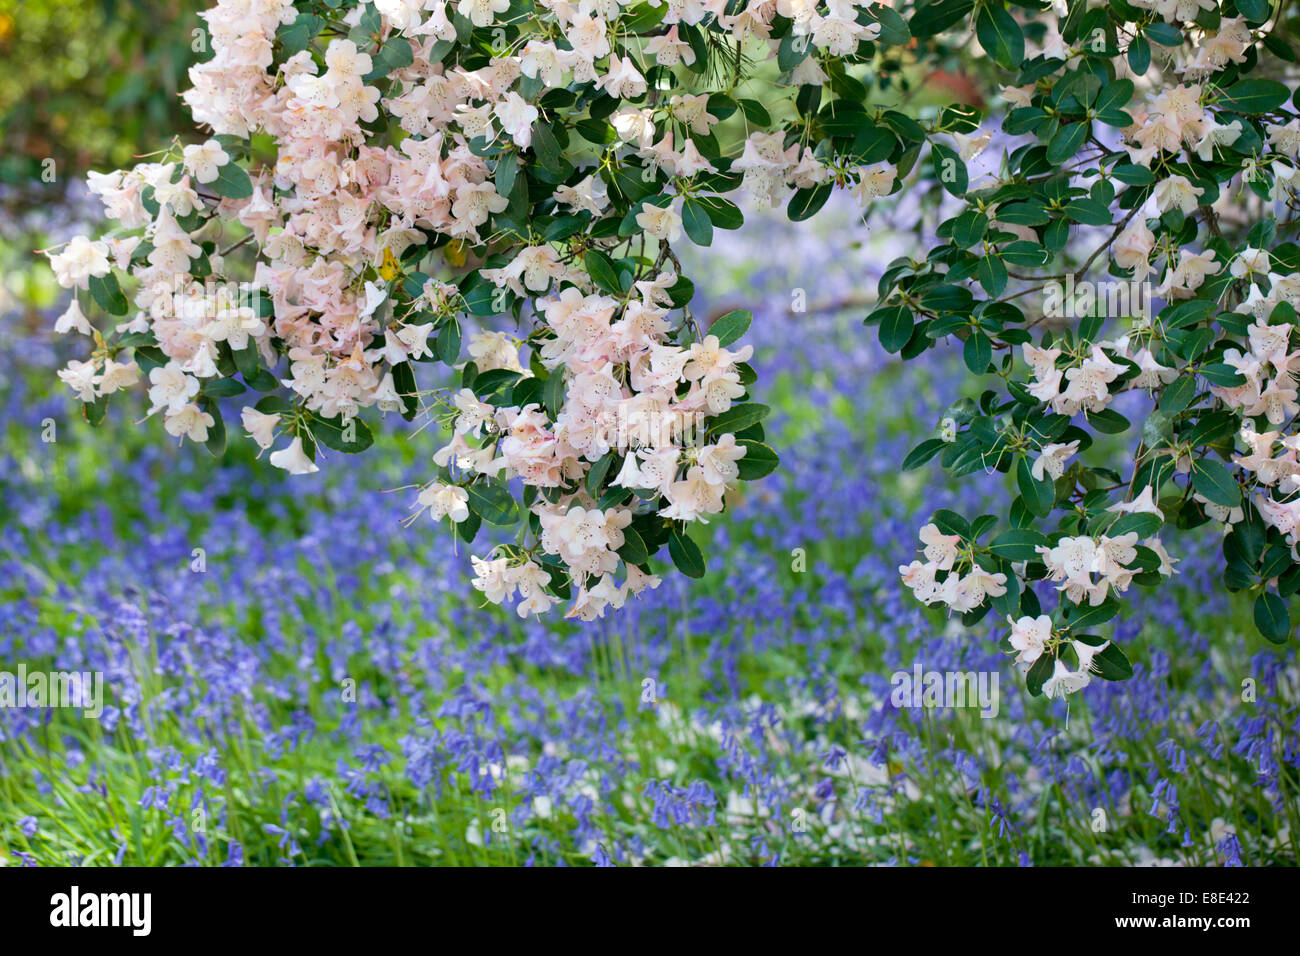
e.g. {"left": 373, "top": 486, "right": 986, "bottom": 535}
{"left": 0, "top": 0, "right": 207, "bottom": 190}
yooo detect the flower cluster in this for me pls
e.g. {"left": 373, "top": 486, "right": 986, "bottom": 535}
{"left": 1006, "top": 614, "right": 1112, "bottom": 699}
{"left": 879, "top": 1, "right": 1300, "bottom": 692}
{"left": 46, "top": 0, "right": 1300, "bottom": 670}
{"left": 48, "top": 0, "right": 922, "bottom": 617}
{"left": 899, "top": 523, "right": 1008, "bottom": 614}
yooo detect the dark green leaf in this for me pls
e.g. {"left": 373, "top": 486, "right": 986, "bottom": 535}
{"left": 975, "top": 3, "right": 1024, "bottom": 70}
{"left": 1254, "top": 592, "right": 1291, "bottom": 644}
{"left": 1192, "top": 458, "right": 1240, "bottom": 508}
{"left": 990, "top": 528, "right": 1048, "bottom": 561}
{"left": 735, "top": 440, "right": 779, "bottom": 480}
{"left": 466, "top": 482, "right": 519, "bottom": 526}
{"left": 209, "top": 162, "right": 253, "bottom": 200}
{"left": 617, "top": 525, "right": 651, "bottom": 566}
{"left": 312, "top": 414, "right": 373, "bottom": 453}
{"left": 89, "top": 273, "right": 129, "bottom": 316}
{"left": 1092, "top": 643, "right": 1133, "bottom": 680}
{"left": 707, "top": 403, "right": 769, "bottom": 435}
{"left": 709, "top": 309, "right": 751, "bottom": 347}
{"left": 1017, "top": 457, "right": 1054, "bottom": 517}
{"left": 668, "top": 525, "right": 706, "bottom": 578}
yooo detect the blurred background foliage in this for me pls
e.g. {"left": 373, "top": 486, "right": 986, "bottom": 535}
{"left": 0, "top": 0, "right": 204, "bottom": 321}
{"left": 0, "top": 0, "right": 204, "bottom": 193}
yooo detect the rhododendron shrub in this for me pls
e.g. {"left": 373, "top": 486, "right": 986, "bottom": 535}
{"left": 44, "top": 0, "right": 1300, "bottom": 694}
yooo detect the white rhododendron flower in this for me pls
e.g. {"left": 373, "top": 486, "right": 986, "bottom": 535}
{"left": 269, "top": 437, "right": 320, "bottom": 475}
{"left": 182, "top": 139, "right": 230, "bottom": 184}
{"left": 48, "top": 237, "right": 111, "bottom": 290}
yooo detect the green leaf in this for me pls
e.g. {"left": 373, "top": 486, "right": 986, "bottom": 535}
{"left": 999, "top": 241, "right": 1050, "bottom": 267}
{"left": 1261, "top": 544, "right": 1293, "bottom": 581}
{"left": 617, "top": 525, "right": 651, "bottom": 566}
{"left": 391, "top": 361, "right": 418, "bottom": 419}
{"left": 1094, "top": 78, "right": 1134, "bottom": 114}
{"left": 1087, "top": 408, "right": 1130, "bottom": 434}
{"left": 543, "top": 366, "right": 566, "bottom": 417}
{"left": 115, "top": 330, "right": 157, "bottom": 349}
{"left": 930, "top": 142, "right": 967, "bottom": 196}
{"left": 453, "top": 509, "right": 481, "bottom": 546}
{"left": 975, "top": 3, "right": 1024, "bottom": 70}
{"left": 531, "top": 121, "right": 564, "bottom": 175}
{"left": 1192, "top": 458, "right": 1240, "bottom": 508}
{"left": 1218, "top": 78, "right": 1290, "bottom": 114}
{"left": 878, "top": 306, "right": 914, "bottom": 353}
{"left": 364, "top": 37, "right": 413, "bottom": 82}
{"left": 1128, "top": 34, "right": 1151, "bottom": 73}
{"left": 437, "top": 319, "right": 461, "bottom": 365}
{"left": 312, "top": 414, "right": 373, "bottom": 453}
{"left": 682, "top": 198, "right": 713, "bottom": 246}
{"left": 950, "top": 210, "right": 988, "bottom": 249}
{"left": 709, "top": 309, "right": 751, "bottom": 347}
{"left": 735, "top": 440, "right": 779, "bottom": 480}
{"left": 1108, "top": 512, "right": 1162, "bottom": 539}
{"left": 850, "top": 124, "right": 897, "bottom": 164}
{"left": 466, "top": 482, "right": 519, "bottom": 526}
{"left": 697, "top": 195, "right": 744, "bottom": 230}
{"left": 1237, "top": 0, "right": 1269, "bottom": 20}
{"left": 976, "top": 256, "right": 1008, "bottom": 297}
{"left": 997, "top": 201, "right": 1050, "bottom": 226}
{"left": 277, "top": 13, "right": 324, "bottom": 56}
{"left": 668, "top": 525, "right": 706, "bottom": 578}
{"left": 201, "top": 401, "right": 226, "bottom": 457}
{"left": 1065, "top": 599, "right": 1120, "bottom": 631}
{"left": 1063, "top": 197, "right": 1112, "bottom": 226}
{"left": 457, "top": 275, "right": 497, "bottom": 315}
{"left": 202, "top": 378, "right": 246, "bottom": 398}
{"left": 1254, "top": 592, "right": 1291, "bottom": 644}
{"left": 620, "top": 2, "right": 667, "bottom": 32}
{"left": 933, "top": 512, "right": 973, "bottom": 543}
{"left": 667, "top": 275, "right": 694, "bottom": 308}
{"left": 1199, "top": 363, "right": 1245, "bottom": 387}
{"left": 89, "top": 273, "right": 129, "bottom": 316}
{"left": 1112, "top": 163, "right": 1154, "bottom": 186}
{"left": 209, "top": 162, "right": 253, "bottom": 200}
{"left": 911, "top": 0, "right": 975, "bottom": 38}
{"left": 1026, "top": 653, "right": 1054, "bottom": 697}
{"left": 1017, "top": 457, "right": 1054, "bottom": 517}
{"left": 494, "top": 151, "right": 519, "bottom": 201}
{"left": 1144, "top": 21, "right": 1182, "bottom": 47}
{"left": 1092, "top": 643, "right": 1133, "bottom": 681}
{"left": 778, "top": 28, "right": 810, "bottom": 72}
{"left": 1047, "top": 122, "right": 1089, "bottom": 165}
{"left": 874, "top": 5, "right": 912, "bottom": 45}
{"left": 82, "top": 395, "right": 108, "bottom": 426}
{"left": 964, "top": 329, "right": 992, "bottom": 373}
{"left": 474, "top": 367, "right": 522, "bottom": 396}
{"left": 990, "top": 528, "right": 1048, "bottom": 561}
{"left": 788, "top": 183, "right": 832, "bottom": 221}
{"left": 584, "top": 249, "right": 621, "bottom": 293}
{"left": 232, "top": 342, "right": 260, "bottom": 380}
{"left": 707, "top": 403, "right": 769, "bottom": 435}
{"left": 902, "top": 438, "right": 946, "bottom": 471}
{"left": 586, "top": 451, "right": 616, "bottom": 497}
{"left": 1158, "top": 374, "right": 1197, "bottom": 415}
{"left": 739, "top": 98, "right": 771, "bottom": 125}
